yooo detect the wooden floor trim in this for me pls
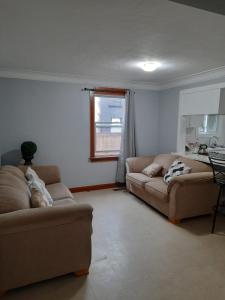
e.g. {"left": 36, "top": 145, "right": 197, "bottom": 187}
{"left": 70, "top": 183, "right": 118, "bottom": 193}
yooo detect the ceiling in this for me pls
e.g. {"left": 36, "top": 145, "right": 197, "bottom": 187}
{"left": 0, "top": 0, "right": 225, "bottom": 88}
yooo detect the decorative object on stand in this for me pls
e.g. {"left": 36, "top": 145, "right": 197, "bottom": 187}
{"left": 209, "top": 151, "right": 225, "bottom": 233}
{"left": 198, "top": 144, "right": 208, "bottom": 156}
{"left": 21, "top": 141, "right": 37, "bottom": 165}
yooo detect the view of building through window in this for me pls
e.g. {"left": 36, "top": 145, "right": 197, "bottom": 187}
{"left": 94, "top": 96, "right": 125, "bottom": 156}
{"left": 198, "top": 115, "right": 218, "bottom": 135}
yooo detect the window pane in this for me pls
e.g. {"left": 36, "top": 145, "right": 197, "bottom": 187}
{"left": 199, "top": 115, "right": 218, "bottom": 135}
{"left": 94, "top": 96, "right": 125, "bottom": 156}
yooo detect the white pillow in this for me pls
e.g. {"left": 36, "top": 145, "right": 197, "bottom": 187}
{"left": 164, "top": 160, "right": 192, "bottom": 184}
{"left": 26, "top": 167, "right": 53, "bottom": 206}
{"left": 142, "top": 163, "right": 162, "bottom": 177}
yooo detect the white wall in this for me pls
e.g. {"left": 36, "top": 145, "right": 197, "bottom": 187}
{"left": 0, "top": 78, "right": 159, "bottom": 187}
{"left": 158, "top": 76, "right": 225, "bottom": 154}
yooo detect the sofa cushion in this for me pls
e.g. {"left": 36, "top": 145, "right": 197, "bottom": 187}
{"left": 0, "top": 172, "right": 29, "bottom": 195}
{"left": 53, "top": 198, "right": 76, "bottom": 206}
{"left": 126, "top": 173, "right": 152, "bottom": 188}
{"left": 0, "top": 166, "right": 27, "bottom": 182}
{"left": 177, "top": 157, "right": 211, "bottom": 173}
{"left": 19, "top": 165, "right": 61, "bottom": 185}
{"left": 46, "top": 183, "right": 73, "bottom": 200}
{"left": 0, "top": 172, "right": 31, "bottom": 214}
{"left": 145, "top": 178, "right": 168, "bottom": 202}
{"left": 153, "top": 154, "right": 179, "bottom": 176}
{"left": 0, "top": 186, "right": 31, "bottom": 214}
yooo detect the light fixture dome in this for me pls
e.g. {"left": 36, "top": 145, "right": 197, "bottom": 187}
{"left": 139, "top": 61, "right": 161, "bottom": 72}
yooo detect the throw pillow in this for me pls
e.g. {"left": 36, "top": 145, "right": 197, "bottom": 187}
{"left": 142, "top": 163, "right": 162, "bottom": 177}
{"left": 26, "top": 167, "right": 53, "bottom": 206}
{"left": 164, "top": 160, "right": 192, "bottom": 184}
{"left": 30, "top": 188, "right": 50, "bottom": 208}
{"left": 26, "top": 167, "right": 45, "bottom": 185}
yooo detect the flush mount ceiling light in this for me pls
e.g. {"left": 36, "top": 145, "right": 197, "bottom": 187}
{"left": 139, "top": 61, "right": 161, "bottom": 72}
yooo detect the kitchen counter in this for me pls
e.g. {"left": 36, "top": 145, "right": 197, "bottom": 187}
{"left": 173, "top": 148, "right": 225, "bottom": 164}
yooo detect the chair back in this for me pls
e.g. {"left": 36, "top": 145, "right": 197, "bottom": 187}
{"left": 209, "top": 151, "right": 225, "bottom": 186}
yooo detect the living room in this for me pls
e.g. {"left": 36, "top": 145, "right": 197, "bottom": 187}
{"left": 1, "top": 1, "right": 225, "bottom": 299}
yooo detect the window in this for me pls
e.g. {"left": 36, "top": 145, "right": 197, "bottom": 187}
{"left": 198, "top": 115, "right": 218, "bottom": 136}
{"left": 90, "top": 88, "right": 126, "bottom": 162}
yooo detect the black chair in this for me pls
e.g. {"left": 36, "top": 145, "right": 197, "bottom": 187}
{"left": 209, "top": 151, "right": 225, "bottom": 233}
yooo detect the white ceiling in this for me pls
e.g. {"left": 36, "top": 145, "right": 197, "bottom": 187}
{"left": 0, "top": 0, "right": 225, "bottom": 88}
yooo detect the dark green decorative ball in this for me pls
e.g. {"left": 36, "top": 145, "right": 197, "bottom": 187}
{"left": 21, "top": 141, "right": 37, "bottom": 165}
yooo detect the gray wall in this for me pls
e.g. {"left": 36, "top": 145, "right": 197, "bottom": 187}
{"left": 158, "top": 76, "right": 225, "bottom": 154}
{"left": 0, "top": 78, "right": 159, "bottom": 187}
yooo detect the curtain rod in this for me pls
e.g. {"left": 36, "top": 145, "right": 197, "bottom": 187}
{"left": 81, "top": 88, "right": 96, "bottom": 92}
{"left": 81, "top": 88, "right": 130, "bottom": 92}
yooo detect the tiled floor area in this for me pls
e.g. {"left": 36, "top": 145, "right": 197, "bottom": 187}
{"left": 3, "top": 189, "right": 225, "bottom": 300}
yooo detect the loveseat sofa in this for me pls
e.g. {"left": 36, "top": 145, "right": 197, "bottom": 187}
{"left": 0, "top": 165, "right": 93, "bottom": 294}
{"left": 126, "top": 154, "right": 218, "bottom": 223}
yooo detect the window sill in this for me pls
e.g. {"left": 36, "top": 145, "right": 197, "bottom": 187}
{"left": 89, "top": 156, "right": 119, "bottom": 162}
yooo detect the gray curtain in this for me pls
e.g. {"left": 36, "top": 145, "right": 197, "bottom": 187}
{"left": 116, "top": 90, "right": 136, "bottom": 183}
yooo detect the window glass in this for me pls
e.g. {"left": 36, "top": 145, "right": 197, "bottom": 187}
{"left": 94, "top": 96, "right": 125, "bottom": 157}
{"left": 199, "top": 115, "right": 218, "bottom": 135}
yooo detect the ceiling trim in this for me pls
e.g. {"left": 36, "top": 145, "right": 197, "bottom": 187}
{"left": 1, "top": 66, "right": 225, "bottom": 91}
{"left": 0, "top": 68, "right": 160, "bottom": 91}
{"left": 159, "top": 66, "right": 225, "bottom": 90}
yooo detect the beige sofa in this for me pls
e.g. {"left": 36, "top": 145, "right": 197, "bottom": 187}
{"left": 126, "top": 154, "right": 218, "bottom": 223}
{"left": 0, "top": 165, "right": 93, "bottom": 294}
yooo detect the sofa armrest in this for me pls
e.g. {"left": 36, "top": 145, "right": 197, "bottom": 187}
{"left": 0, "top": 204, "right": 93, "bottom": 290}
{"left": 126, "top": 156, "right": 155, "bottom": 173}
{"left": 167, "top": 172, "right": 214, "bottom": 193}
{"left": 168, "top": 172, "right": 218, "bottom": 220}
{"left": 0, "top": 204, "right": 93, "bottom": 235}
{"left": 19, "top": 165, "right": 61, "bottom": 184}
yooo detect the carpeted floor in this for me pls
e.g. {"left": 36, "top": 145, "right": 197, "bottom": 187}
{"left": 3, "top": 189, "right": 225, "bottom": 300}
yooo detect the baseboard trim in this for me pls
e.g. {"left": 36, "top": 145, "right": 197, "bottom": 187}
{"left": 70, "top": 183, "right": 118, "bottom": 193}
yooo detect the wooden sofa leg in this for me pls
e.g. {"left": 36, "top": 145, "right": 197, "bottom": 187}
{"left": 74, "top": 269, "right": 89, "bottom": 277}
{"left": 169, "top": 218, "right": 181, "bottom": 224}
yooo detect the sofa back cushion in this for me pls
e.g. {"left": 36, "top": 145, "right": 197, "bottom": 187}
{"left": 0, "top": 166, "right": 30, "bottom": 214}
{"left": 177, "top": 157, "right": 212, "bottom": 173}
{"left": 0, "top": 165, "right": 27, "bottom": 183}
{"left": 153, "top": 154, "right": 179, "bottom": 176}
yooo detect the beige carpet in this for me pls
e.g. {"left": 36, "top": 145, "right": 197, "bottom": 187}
{"left": 3, "top": 189, "right": 225, "bottom": 300}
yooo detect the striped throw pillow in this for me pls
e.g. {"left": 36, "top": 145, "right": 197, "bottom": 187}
{"left": 164, "top": 160, "right": 191, "bottom": 184}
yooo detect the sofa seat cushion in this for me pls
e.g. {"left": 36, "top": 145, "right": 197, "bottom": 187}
{"left": 126, "top": 173, "right": 152, "bottom": 188}
{"left": 53, "top": 198, "right": 76, "bottom": 206}
{"left": 145, "top": 178, "right": 168, "bottom": 202}
{"left": 153, "top": 154, "right": 179, "bottom": 176}
{"left": 46, "top": 183, "right": 73, "bottom": 200}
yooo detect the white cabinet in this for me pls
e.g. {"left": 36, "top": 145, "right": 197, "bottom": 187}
{"left": 180, "top": 88, "right": 221, "bottom": 115}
